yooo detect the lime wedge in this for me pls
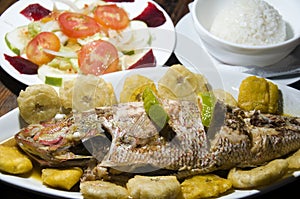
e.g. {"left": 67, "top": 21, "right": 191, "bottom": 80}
{"left": 198, "top": 92, "right": 216, "bottom": 127}
{"left": 142, "top": 87, "right": 169, "bottom": 129}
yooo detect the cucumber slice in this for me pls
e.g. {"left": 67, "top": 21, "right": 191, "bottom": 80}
{"left": 38, "top": 65, "right": 77, "bottom": 87}
{"left": 38, "top": 65, "right": 67, "bottom": 87}
{"left": 45, "top": 76, "right": 63, "bottom": 87}
{"left": 5, "top": 25, "right": 31, "bottom": 55}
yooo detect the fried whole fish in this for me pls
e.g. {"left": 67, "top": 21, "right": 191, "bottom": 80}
{"left": 14, "top": 99, "right": 300, "bottom": 178}
{"left": 93, "top": 101, "right": 300, "bottom": 178}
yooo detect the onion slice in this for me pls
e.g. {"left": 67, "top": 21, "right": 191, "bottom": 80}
{"left": 43, "top": 48, "right": 77, "bottom": 58}
{"left": 50, "top": 0, "right": 81, "bottom": 12}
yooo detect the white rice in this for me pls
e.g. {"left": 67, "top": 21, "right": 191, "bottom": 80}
{"left": 210, "top": 0, "right": 286, "bottom": 46}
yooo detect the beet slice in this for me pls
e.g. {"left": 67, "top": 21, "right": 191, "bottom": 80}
{"left": 132, "top": 2, "right": 166, "bottom": 27}
{"left": 4, "top": 54, "right": 38, "bottom": 74}
{"left": 127, "top": 49, "right": 156, "bottom": 69}
{"left": 20, "top": 3, "right": 51, "bottom": 21}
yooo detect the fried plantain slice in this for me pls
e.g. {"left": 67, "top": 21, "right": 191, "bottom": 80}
{"left": 227, "top": 159, "right": 288, "bottom": 189}
{"left": 120, "top": 74, "right": 157, "bottom": 103}
{"left": 42, "top": 167, "right": 83, "bottom": 190}
{"left": 80, "top": 180, "right": 128, "bottom": 199}
{"left": 212, "top": 89, "right": 237, "bottom": 107}
{"left": 179, "top": 174, "right": 232, "bottom": 199}
{"left": 71, "top": 75, "right": 117, "bottom": 112}
{"left": 126, "top": 175, "right": 181, "bottom": 199}
{"left": 158, "top": 64, "right": 199, "bottom": 100}
{"left": 286, "top": 148, "right": 300, "bottom": 169}
{"left": 237, "top": 76, "right": 280, "bottom": 114}
{"left": 0, "top": 145, "right": 33, "bottom": 174}
{"left": 59, "top": 79, "right": 74, "bottom": 110}
{"left": 17, "top": 84, "right": 61, "bottom": 124}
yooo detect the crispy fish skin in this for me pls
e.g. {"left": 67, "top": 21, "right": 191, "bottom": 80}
{"left": 96, "top": 100, "right": 208, "bottom": 172}
{"left": 204, "top": 103, "right": 300, "bottom": 172}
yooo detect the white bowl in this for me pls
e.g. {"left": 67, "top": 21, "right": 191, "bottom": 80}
{"left": 190, "top": 0, "right": 300, "bottom": 67}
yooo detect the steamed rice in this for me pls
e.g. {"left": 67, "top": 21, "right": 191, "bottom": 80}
{"left": 210, "top": 0, "right": 286, "bottom": 46}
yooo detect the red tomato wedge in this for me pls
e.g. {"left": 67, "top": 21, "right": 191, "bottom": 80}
{"left": 26, "top": 32, "right": 60, "bottom": 66}
{"left": 78, "top": 40, "right": 120, "bottom": 75}
{"left": 94, "top": 4, "right": 130, "bottom": 30}
{"left": 58, "top": 12, "right": 101, "bottom": 38}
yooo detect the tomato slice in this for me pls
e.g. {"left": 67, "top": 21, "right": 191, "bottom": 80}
{"left": 78, "top": 40, "right": 120, "bottom": 75}
{"left": 94, "top": 4, "right": 130, "bottom": 30}
{"left": 26, "top": 32, "right": 60, "bottom": 66}
{"left": 58, "top": 12, "right": 101, "bottom": 38}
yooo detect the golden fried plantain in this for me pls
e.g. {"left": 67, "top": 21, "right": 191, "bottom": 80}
{"left": 286, "top": 149, "right": 300, "bottom": 169}
{"left": 237, "top": 76, "right": 279, "bottom": 114}
{"left": 126, "top": 175, "right": 181, "bottom": 199}
{"left": 194, "top": 73, "right": 209, "bottom": 93}
{"left": 59, "top": 79, "right": 74, "bottom": 110}
{"left": 71, "top": 75, "right": 117, "bottom": 112}
{"left": 158, "top": 64, "right": 199, "bottom": 100}
{"left": 17, "top": 84, "right": 61, "bottom": 124}
{"left": 80, "top": 180, "right": 129, "bottom": 199}
{"left": 179, "top": 174, "right": 232, "bottom": 199}
{"left": 0, "top": 145, "right": 33, "bottom": 174}
{"left": 227, "top": 159, "right": 288, "bottom": 189}
{"left": 41, "top": 167, "right": 83, "bottom": 190}
{"left": 158, "top": 65, "right": 209, "bottom": 101}
{"left": 120, "top": 74, "right": 157, "bottom": 103}
{"left": 213, "top": 89, "right": 237, "bottom": 107}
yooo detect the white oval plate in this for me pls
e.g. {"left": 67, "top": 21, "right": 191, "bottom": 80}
{"left": 0, "top": 0, "right": 175, "bottom": 86}
{"left": 0, "top": 66, "right": 299, "bottom": 199}
{"left": 175, "top": 13, "right": 300, "bottom": 86}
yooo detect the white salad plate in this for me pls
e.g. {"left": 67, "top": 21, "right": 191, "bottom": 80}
{"left": 0, "top": 66, "right": 300, "bottom": 199}
{"left": 175, "top": 13, "right": 300, "bottom": 86}
{"left": 0, "top": 0, "right": 175, "bottom": 86}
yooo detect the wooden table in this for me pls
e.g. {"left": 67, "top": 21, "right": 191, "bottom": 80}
{"left": 0, "top": 0, "right": 299, "bottom": 198}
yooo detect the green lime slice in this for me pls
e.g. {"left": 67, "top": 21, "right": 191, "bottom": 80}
{"left": 148, "top": 104, "right": 169, "bottom": 129}
{"left": 198, "top": 92, "right": 216, "bottom": 127}
{"left": 142, "top": 87, "right": 169, "bottom": 129}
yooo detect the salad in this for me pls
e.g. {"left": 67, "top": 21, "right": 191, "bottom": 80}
{"left": 4, "top": 0, "right": 167, "bottom": 86}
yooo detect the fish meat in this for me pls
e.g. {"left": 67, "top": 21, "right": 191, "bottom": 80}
{"left": 96, "top": 100, "right": 208, "bottom": 173}
{"left": 14, "top": 99, "right": 300, "bottom": 178}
